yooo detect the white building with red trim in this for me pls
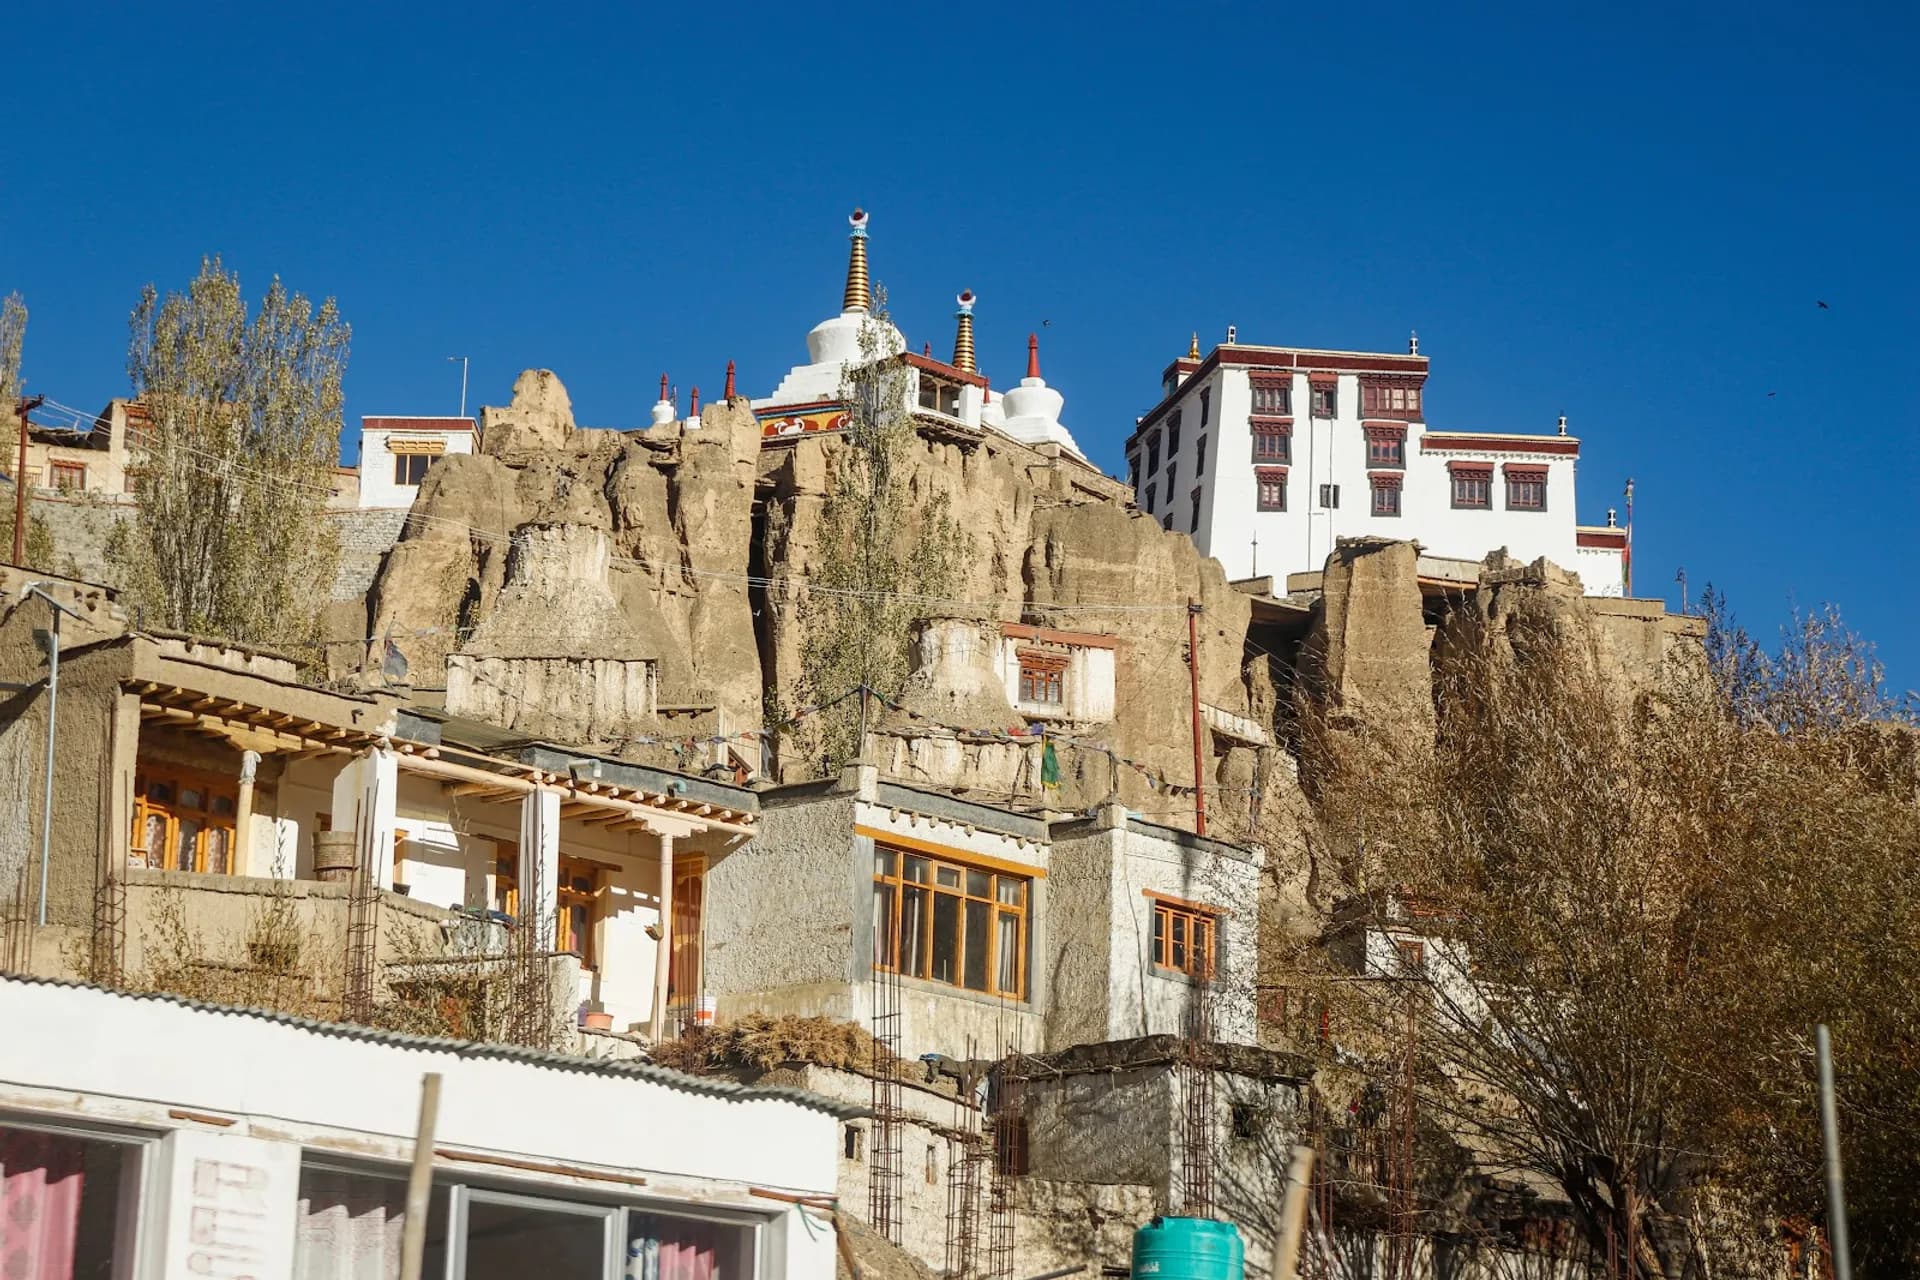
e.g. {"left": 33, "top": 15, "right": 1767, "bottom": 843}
{"left": 357, "top": 416, "right": 478, "bottom": 509}
{"left": 1124, "top": 336, "right": 1628, "bottom": 596}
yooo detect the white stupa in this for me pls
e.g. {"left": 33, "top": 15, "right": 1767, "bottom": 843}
{"left": 992, "top": 333, "right": 1084, "bottom": 458}
{"left": 649, "top": 374, "right": 676, "bottom": 429}
{"left": 757, "top": 208, "right": 906, "bottom": 407}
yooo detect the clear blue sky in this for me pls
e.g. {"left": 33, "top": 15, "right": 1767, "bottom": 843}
{"left": 4, "top": 2, "right": 1915, "bottom": 693}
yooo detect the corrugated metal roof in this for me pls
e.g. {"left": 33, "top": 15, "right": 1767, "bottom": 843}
{"left": 0, "top": 973, "right": 866, "bottom": 1120}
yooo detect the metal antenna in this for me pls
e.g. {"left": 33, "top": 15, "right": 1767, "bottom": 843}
{"left": 447, "top": 356, "right": 469, "bottom": 419}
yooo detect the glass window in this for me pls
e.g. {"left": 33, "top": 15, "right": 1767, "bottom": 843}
{"left": 1249, "top": 378, "right": 1291, "bottom": 416}
{"left": 1167, "top": 411, "right": 1182, "bottom": 455}
{"left": 1310, "top": 384, "right": 1337, "bottom": 418}
{"left": 1251, "top": 426, "right": 1289, "bottom": 464}
{"left": 133, "top": 768, "right": 238, "bottom": 874}
{"left": 0, "top": 1122, "right": 144, "bottom": 1278}
{"left": 1146, "top": 432, "right": 1161, "bottom": 475}
{"left": 1366, "top": 431, "right": 1405, "bottom": 469}
{"left": 1194, "top": 436, "right": 1207, "bottom": 477}
{"left": 1371, "top": 481, "right": 1402, "bottom": 517}
{"left": 1452, "top": 469, "right": 1492, "bottom": 510}
{"left": 1256, "top": 468, "right": 1287, "bottom": 513}
{"left": 873, "top": 845, "right": 1031, "bottom": 999}
{"left": 1507, "top": 471, "right": 1547, "bottom": 510}
{"left": 457, "top": 1188, "right": 615, "bottom": 1280}
{"left": 1198, "top": 389, "right": 1211, "bottom": 429}
{"left": 394, "top": 453, "right": 432, "bottom": 486}
{"left": 1151, "top": 899, "right": 1218, "bottom": 979}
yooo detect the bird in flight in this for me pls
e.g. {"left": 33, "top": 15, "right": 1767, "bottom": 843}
{"left": 1767, "top": 391, "right": 1777, "bottom": 398}
{"left": 1817, "top": 300, "right": 1830, "bottom": 310}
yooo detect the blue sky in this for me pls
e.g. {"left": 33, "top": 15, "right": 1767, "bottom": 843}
{"left": 3, "top": 2, "right": 1914, "bottom": 692}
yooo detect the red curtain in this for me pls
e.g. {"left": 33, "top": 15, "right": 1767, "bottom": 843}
{"left": 0, "top": 1129, "right": 85, "bottom": 1280}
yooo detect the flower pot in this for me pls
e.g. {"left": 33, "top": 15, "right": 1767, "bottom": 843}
{"left": 311, "top": 831, "right": 357, "bottom": 884}
{"left": 583, "top": 1010, "right": 615, "bottom": 1032}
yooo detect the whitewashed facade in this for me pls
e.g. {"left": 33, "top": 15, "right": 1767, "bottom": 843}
{"left": 357, "top": 416, "right": 478, "bottom": 509}
{"left": 1125, "top": 340, "right": 1628, "bottom": 597}
{"left": 0, "top": 974, "right": 849, "bottom": 1280}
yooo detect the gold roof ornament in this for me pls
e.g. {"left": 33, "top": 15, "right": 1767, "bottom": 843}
{"left": 842, "top": 208, "right": 871, "bottom": 313}
{"left": 1187, "top": 332, "right": 1201, "bottom": 360}
{"left": 952, "top": 290, "right": 977, "bottom": 373}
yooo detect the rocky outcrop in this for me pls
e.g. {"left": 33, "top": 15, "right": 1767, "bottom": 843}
{"left": 1299, "top": 538, "right": 1434, "bottom": 733}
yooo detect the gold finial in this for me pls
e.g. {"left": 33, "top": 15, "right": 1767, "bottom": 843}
{"left": 1187, "top": 332, "right": 1200, "bottom": 360}
{"left": 952, "top": 290, "right": 977, "bottom": 373}
{"left": 842, "top": 208, "right": 871, "bottom": 313}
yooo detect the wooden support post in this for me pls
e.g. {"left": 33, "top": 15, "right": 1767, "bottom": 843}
{"left": 650, "top": 831, "right": 674, "bottom": 1044}
{"left": 398, "top": 1072, "right": 443, "bottom": 1280}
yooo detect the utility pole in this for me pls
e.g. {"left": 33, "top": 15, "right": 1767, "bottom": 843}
{"left": 1187, "top": 600, "right": 1208, "bottom": 836}
{"left": 447, "top": 356, "right": 469, "bottom": 419}
{"left": 1817, "top": 1024, "right": 1853, "bottom": 1280}
{"left": 12, "top": 394, "right": 45, "bottom": 565}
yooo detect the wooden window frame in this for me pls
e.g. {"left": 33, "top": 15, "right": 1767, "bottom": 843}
{"left": 555, "top": 856, "right": 599, "bottom": 970}
{"left": 916, "top": 374, "right": 961, "bottom": 417}
{"left": 393, "top": 453, "right": 432, "bottom": 486}
{"left": 1194, "top": 434, "right": 1207, "bottom": 477}
{"left": 1198, "top": 389, "right": 1211, "bottom": 430}
{"left": 872, "top": 844, "right": 1031, "bottom": 1001}
{"left": 1309, "top": 384, "right": 1338, "bottom": 419}
{"left": 1255, "top": 466, "right": 1288, "bottom": 513}
{"left": 668, "top": 856, "right": 705, "bottom": 1003}
{"left": 1450, "top": 465, "right": 1493, "bottom": 510}
{"left": 1166, "top": 411, "right": 1182, "bottom": 457}
{"left": 1149, "top": 895, "right": 1219, "bottom": 980}
{"left": 1017, "top": 650, "right": 1067, "bottom": 706}
{"left": 1505, "top": 467, "right": 1548, "bottom": 511}
{"left": 1361, "top": 380, "right": 1423, "bottom": 420}
{"left": 1249, "top": 377, "right": 1291, "bottom": 417}
{"left": 1142, "top": 481, "right": 1156, "bottom": 514}
{"left": 48, "top": 460, "right": 87, "bottom": 490}
{"left": 131, "top": 766, "right": 239, "bottom": 875}
{"left": 1370, "top": 474, "right": 1403, "bottom": 517}
{"left": 1188, "top": 487, "right": 1203, "bottom": 534}
{"left": 1250, "top": 421, "right": 1291, "bottom": 464}
{"left": 492, "top": 842, "right": 520, "bottom": 917}
{"left": 1364, "top": 425, "right": 1406, "bottom": 469}
{"left": 1394, "top": 938, "right": 1427, "bottom": 973}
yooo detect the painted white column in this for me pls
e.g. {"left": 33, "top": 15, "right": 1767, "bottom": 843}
{"left": 519, "top": 787, "right": 561, "bottom": 948}
{"left": 146, "top": 1129, "right": 299, "bottom": 1280}
{"left": 328, "top": 748, "right": 397, "bottom": 889}
{"left": 234, "top": 750, "right": 261, "bottom": 876}
{"left": 650, "top": 830, "right": 674, "bottom": 1043}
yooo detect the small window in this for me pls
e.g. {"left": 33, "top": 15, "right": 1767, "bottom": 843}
{"left": 1146, "top": 432, "right": 1162, "bottom": 475}
{"left": 1255, "top": 468, "right": 1287, "bottom": 513}
{"left": 1188, "top": 487, "right": 1202, "bottom": 534}
{"left": 1366, "top": 429, "right": 1405, "bottom": 469}
{"left": 1230, "top": 1101, "right": 1262, "bottom": 1141}
{"left": 1451, "top": 468, "right": 1492, "bottom": 510}
{"left": 1249, "top": 378, "right": 1291, "bottom": 416}
{"left": 1150, "top": 898, "right": 1218, "bottom": 979}
{"left": 1251, "top": 424, "right": 1290, "bottom": 464}
{"left": 1165, "top": 461, "right": 1177, "bottom": 494}
{"left": 394, "top": 453, "right": 432, "bottom": 486}
{"left": 1371, "top": 478, "right": 1402, "bottom": 517}
{"left": 1126, "top": 453, "right": 1139, "bottom": 489}
{"left": 1318, "top": 483, "right": 1340, "bottom": 509}
{"left": 1395, "top": 938, "right": 1427, "bottom": 973}
{"left": 1143, "top": 482, "right": 1156, "bottom": 514}
{"left": 1194, "top": 435, "right": 1207, "bottom": 476}
{"left": 1507, "top": 470, "right": 1547, "bottom": 511}
{"left": 1018, "top": 653, "right": 1066, "bottom": 706}
{"left": 926, "top": 1144, "right": 940, "bottom": 1185}
{"left": 1198, "top": 388, "right": 1211, "bottom": 429}
{"left": 1167, "top": 411, "right": 1182, "bottom": 456}
{"left": 844, "top": 1125, "right": 865, "bottom": 1161}
{"left": 1362, "top": 381, "right": 1423, "bottom": 419}
{"left": 1310, "top": 383, "right": 1338, "bottom": 418}
{"left": 917, "top": 375, "right": 961, "bottom": 417}
{"left": 49, "top": 460, "right": 87, "bottom": 490}
{"left": 1161, "top": 514, "right": 1173, "bottom": 531}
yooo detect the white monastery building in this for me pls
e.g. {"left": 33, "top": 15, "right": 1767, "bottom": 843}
{"left": 357, "top": 416, "right": 478, "bottom": 509}
{"left": 1124, "top": 334, "right": 1630, "bottom": 596}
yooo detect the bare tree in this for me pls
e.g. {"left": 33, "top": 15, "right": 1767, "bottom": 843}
{"left": 1291, "top": 599, "right": 1920, "bottom": 1275}
{"left": 112, "top": 257, "right": 348, "bottom": 652}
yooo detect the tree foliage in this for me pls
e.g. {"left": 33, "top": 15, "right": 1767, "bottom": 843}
{"left": 0, "top": 292, "right": 25, "bottom": 411}
{"left": 793, "top": 292, "right": 969, "bottom": 770}
{"left": 1295, "top": 597, "right": 1920, "bottom": 1275}
{"left": 113, "top": 257, "right": 348, "bottom": 651}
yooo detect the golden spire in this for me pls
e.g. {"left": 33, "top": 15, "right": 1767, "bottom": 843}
{"left": 952, "top": 290, "right": 977, "bottom": 373}
{"left": 1187, "top": 332, "right": 1201, "bottom": 360}
{"left": 842, "top": 208, "right": 871, "bottom": 313}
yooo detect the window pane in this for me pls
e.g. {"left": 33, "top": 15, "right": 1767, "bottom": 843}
{"left": 296, "top": 1167, "right": 409, "bottom": 1279}
{"left": 903, "top": 856, "right": 929, "bottom": 884}
{"left": 963, "top": 900, "right": 990, "bottom": 991}
{"left": 873, "top": 883, "right": 895, "bottom": 968}
{"left": 966, "top": 870, "right": 990, "bottom": 898}
{"left": 462, "top": 1194, "right": 609, "bottom": 1280}
{"left": 0, "top": 1126, "right": 137, "bottom": 1279}
{"left": 931, "top": 894, "right": 959, "bottom": 985}
{"left": 175, "top": 820, "right": 201, "bottom": 871}
{"left": 205, "top": 827, "right": 231, "bottom": 876}
{"left": 1171, "top": 914, "right": 1188, "bottom": 971}
{"left": 936, "top": 866, "right": 960, "bottom": 889}
{"left": 997, "top": 878, "right": 1023, "bottom": 907}
{"left": 875, "top": 849, "right": 895, "bottom": 876}
{"left": 627, "top": 1213, "right": 753, "bottom": 1280}
{"left": 180, "top": 788, "right": 203, "bottom": 809}
{"left": 901, "top": 887, "right": 929, "bottom": 978}
{"left": 1152, "top": 908, "right": 1166, "bottom": 965}
{"left": 997, "top": 911, "right": 1021, "bottom": 995}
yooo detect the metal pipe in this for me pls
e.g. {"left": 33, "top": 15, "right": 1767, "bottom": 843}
{"left": 1817, "top": 1024, "right": 1853, "bottom": 1280}
{"left": 398, "top": 1072, "right": 442, "bottom": 1280}
{"left": 37, "top": 600, "right": 58, "bottom": 925}
{"left": 1187, "top": 600, "right": 1208, "bottom": 836}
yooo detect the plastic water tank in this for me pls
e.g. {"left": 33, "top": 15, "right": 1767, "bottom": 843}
{"left": 1131, "top": 1216, "right": 1244, "bottom": 1280}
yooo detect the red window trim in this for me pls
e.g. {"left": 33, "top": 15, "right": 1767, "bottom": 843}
{"left": 1502, "top": 464, "right": 1549, "bottom": 479}
{"left": 1248, "top": 372, "right": 1292, "bottom": 389}
{"left": 1366, "top": 471, "right": 1404, "bottom": 487}
{"left": 1254, "top": 466, "right": 1288, "bottom": 512}
{"left": 1361, "top": 423, "right": 1406, "bottom": 440}
{"left": 1306, "top": 371, "right": 1340, "bottom": 386}
{"left": 1446, "top": 461, "right": 1494, "bottom": 477}
{"left": 1248, "top": 416, "right": 1294, "bottom": 432}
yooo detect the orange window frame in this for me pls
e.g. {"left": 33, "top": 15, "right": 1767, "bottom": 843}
{"left": 131, "top": 766, "right": 239, "bottom": 874}
{"left": 1150, "top": 896, "right": 1218, "bottom": 979}
{"left": 668, "top": 857, "right": 706, "bottom": 1001}
{"left": 555, "top": 856, "right": 598, "bottom": 970}
{"left": 872, "top": 845, "right": 1030, "bottom": 1000}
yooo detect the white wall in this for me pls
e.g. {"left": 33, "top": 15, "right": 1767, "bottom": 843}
{"left": 1134, "top": 366, "right": 1595, "bottom": 592}
{"left": 0, "top": 975, "right": 841, "bottom": 1280}
{"left": 357, "top": 424, "right": 476, "bottom": 510}
{"left": 994, "top": 635, "right": 1117, "bottom": 723}
{"left": 1575, "top": 542, "right": 1626, "bottom": 596}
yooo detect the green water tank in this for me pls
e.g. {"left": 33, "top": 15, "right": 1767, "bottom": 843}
{"left": 1131, "top": 1216, "right": 1245, "bottom": 1280}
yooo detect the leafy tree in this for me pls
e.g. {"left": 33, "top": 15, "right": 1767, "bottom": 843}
{"left": 791, "top": 291, "right": 968, "bottom": 770}
{"left": 0, "top": 292, "right": 24, "bottom": 410}
{"left": 113, "top": 257, "right": 348, "bottom": 651}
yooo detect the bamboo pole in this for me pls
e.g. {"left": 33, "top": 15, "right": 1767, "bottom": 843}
{"left": 1275, "top": 1144, "right": 1316, "bottom": 1280}
{"left": 398, "top": 1072, "right": 443, "bottom": 1280}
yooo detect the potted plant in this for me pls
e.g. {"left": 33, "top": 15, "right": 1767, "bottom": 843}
{"left": 581, "top": 1001, "right": 614, "bottom": 1032}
